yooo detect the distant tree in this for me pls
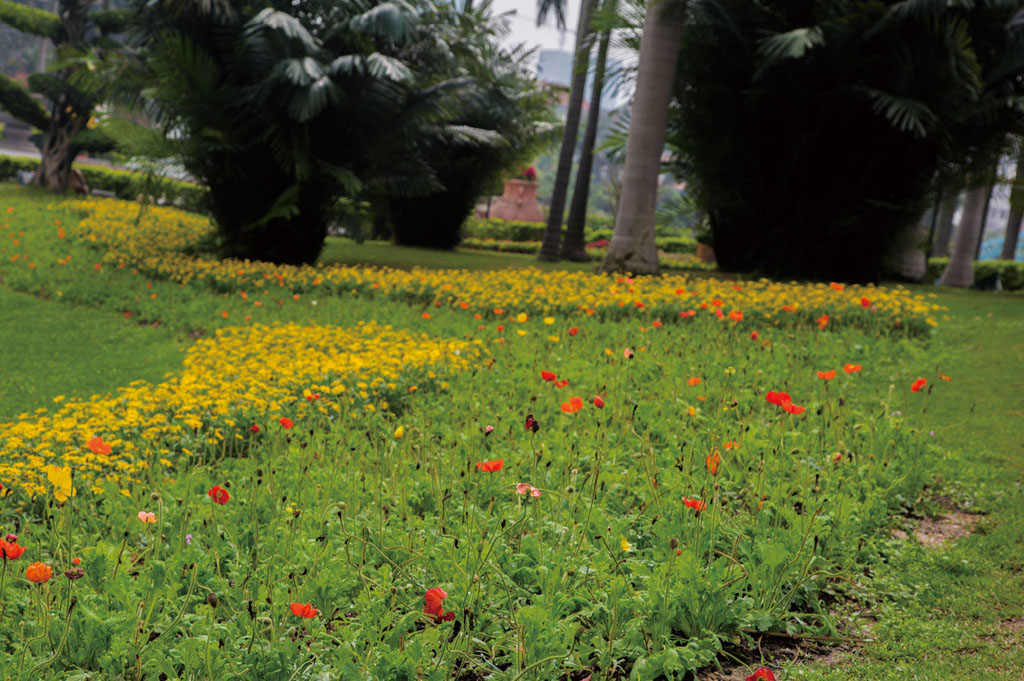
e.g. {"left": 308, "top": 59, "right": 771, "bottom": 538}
{"left": 672, "top": 0, "right": 1024, "bottom": 282}
{"left": 1000, "top": 145, "right": 1024, "bottom": 260}
{"left": 0, "top": 0, "right": 120, "bottom": 190}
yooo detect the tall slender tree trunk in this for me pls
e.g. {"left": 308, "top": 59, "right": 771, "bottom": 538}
{"left": 1000, "top": 148, "right": 1024, "bottom": 260}
{"left": 538, "top": 0, "right": 598, "bottom": 262}
{"left": 562, "top": 24, "right": 612, "bottom": 261}
{"left": 599, "top": 0, "right": 686, "bottom": 274}
{"left": 931, "top": 193, "right": 958, "bottom": 258}
{"left": 940, "top": 184, "right": 989, "bottom": 287}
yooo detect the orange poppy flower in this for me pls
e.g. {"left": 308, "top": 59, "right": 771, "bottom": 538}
{"left": 723, "top": 440, "right": 739, "bottom": 450}
{"left": 706, "top": 450, "right": 721, "bottom": 475}
{"left": 829, "top": 282, "right": 844, "bottom": 291}
{"left": 751, "top": 331, "right": 759, "bottom": 340}
{"left": 780, "top": 398, "right": 806, "bottom": 415}
{"left": 683, "top": 497, "right": 706, "bottom": 512}
{"left": 554, "top": 379, "right": 569, "bottom": 388}
{"left": 938, "top": 373, "right": 952, "bottom": 382}
{"left": 817, "top": 314, "right": 829, "bottom": 329}
{"left": 765, "top": 391, "right": 791, "bottom": 406}
{"left": 25, "top": 561, "right": 52, "bottom": 584}
{"left": 843, "top": 364, "right": 861, "bottom": 373}
{"left": 911, "top": 377, "right": 927, "bottom": 393}
{"left": 290, "top": 602, "right": 318, "bottom": 618}
{"left": 687, "top": 377, "right": 701, "bottom": 386}
{"left": 88, "top": 436, "right": 112, "bottom": 455}
{"left": 560, "top": 397, "right": 584, "bottom": 414}
{"left": 279, "top": 417, "right": 294, "bottom": 429}
{"left": 475, "top": 459, "right": 504, "bottom": 472}
{"left": 729, "top": 310, "right": 743, "bottom": 322}
{"left": 817, "top": 370, "right": 836, "bottom": 380}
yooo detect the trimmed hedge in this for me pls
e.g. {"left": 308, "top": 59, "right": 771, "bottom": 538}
{"left": 461, "top": 237, "right": 700, "bottom": 258}
{"left": 927, "top": 257, "right": 1024, "bottom": 290}
{"left": 0, "top": 154, "right": 208, "bottom": 213}
{"left": 463, "top": 217, "right": 698, "bottom": 254}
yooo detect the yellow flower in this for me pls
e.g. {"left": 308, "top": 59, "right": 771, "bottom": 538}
{"left": 43, "top": 465, "right": 74, "bottom": 503}
{"left": 394, "top": 425, "right": 405, "bottom": 439}
{"left": 543, "top": 316, "right": 555, "bottom": 325}
{"left": 516, "top": 312, "right": 528, "bottom": 323}
{"left": 620, "top": 538, "right": 632, "bottom": 552}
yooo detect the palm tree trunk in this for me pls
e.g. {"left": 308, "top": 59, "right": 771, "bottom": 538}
{"left": 931, "top": 193, "right": 958, "bottom": 258}
{"left": 1000, "top": 149, "right": 1024, "bottom": 260}
{"left": 599, "top": 0, "right": 686, "bottom": 274}
{"left": 939, "top": 184, "right": 989, "bottom": 287}
{"left": 562, "top": 24, "right": 612, "bottom": 261}
{"left": 538, "top": 0, "right": 598, "bottom": 262}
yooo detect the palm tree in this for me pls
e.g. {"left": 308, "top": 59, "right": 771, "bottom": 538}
{"left": 940, "top": 182, "right": 991, "bottom": 287}
{"left": 931, "top": 194, "right": 959, "bottom": 258}
{"left": 537, "top": 0, "right": 598, "bottom": 262}
{"left": 561, "top": 0, "right": 615, "bottom": 261}
{"left": 1000, "top": 146, "right": 1024, "bottom": 260}
{"left": 599, "top": 0, "right": 686, "bottom": 274}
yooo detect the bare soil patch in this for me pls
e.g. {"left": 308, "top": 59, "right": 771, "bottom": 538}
{"left": 915, "top": 512, "right": 980, "bottom": 549}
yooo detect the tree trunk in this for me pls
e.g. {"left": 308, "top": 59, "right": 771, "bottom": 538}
{"left": 931, "top": 193, "right": 958, "bottom": 258}
{"left": 599, "top": 0, "right": 686, "bottom": 274}
{"left": 32, "top": 0, "right": 91, "bottom": 192}
{"left": 538, "top": 0, "right": 598, "bottom": 262}
{"left": 883, "top": 214, "right": 928, "bottom": 282}
{"left": 939, "top": 184, "right": 989, "bottom": 287}
{"left": 1000, "top": 148, "right": 1024, "bottom": 260}
{"left": 562, "top": 24, "right": 611, "bottom": 261}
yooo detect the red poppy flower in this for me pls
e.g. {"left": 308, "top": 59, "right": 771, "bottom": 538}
{"left": 0, "top": 540, "right": 25, "bottom": 560}
{"left": 817, "top": 314, "right": 829, "bottom": 329}
{"left": 911, "top": 377, "right": 927, "bottom": 393}
{"left": 568, "top": 327, "right": 578, "bottom": 336}
{"left": 746, "top": 667, "right": 777, "bottom": 681}
{"left": 843, "top": 363, "right": 862, "bottom": 373}
{"left": 207, "top": 486, "right": 230, "bottom": 505}
{"left": 683, "top": 497, "right": 706, "bottom": 512}
{"left": 475, "top": 459, "right": 505, "bottom": 473}
{"left": 729, "top": 310, "right": 743, "bottom": 322}
{"left": 306, "top": 393, "right": 320, "bottom": 402}
{"left": 750, "top": 331, "right": 759, "bottom": 340}
{"left": 680, "top": 309, "right": 696, "bottom": 318}
{"left": 593, "top": 396, "right": 605, "bottom": 408}
{"left": 687, "top": 377, "right": 701, "bottom": 386}
{"left": 88, "top": 436, "right": 112, "bottom": 455}
{"left": 861, "top": 297, "right": 871, "bottom": 308}
{"left": 279, "top": 417, "right": 294, "bottom": 429}
{"left": 714, "top": 308, "right": 725, "bottom": 319}
{"left": 424, "top": 587, "right": 456, "bottom": 622}
{"left": 780, "top": 398, "right": 806, "bottom": 415}
{"left": 829, "top": 282, "right": 844, "bottom": 291}
{"left": 541, "top": 370, "right": 557, "bottom": 382}
{"left": 249, "top": 424, "right": 260, "bottom": 433}
{"left": 290, "top": 602, "right": 318, "bottom": 618}
{"left": 554, "top": 379, "right": 570, "bottom": 388}
{"left": 765, "top": 391, "right": 791, "bottom": 406}
{"left": 525, "top": 414, "right": 540, "bottom": 432}
{"left": 817, "top": 370, "right": 836, "bottom": 380}
{"left": 561, "top": 397, "right": 584, "bottom": 414}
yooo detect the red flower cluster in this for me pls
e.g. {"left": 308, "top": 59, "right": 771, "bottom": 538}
{"left": 0, "top": 537, "right": 25, "bottom": 560}
{"left": 766, "top": 391, "right": 805, "bottom": 415}
{"left": 683, "top": 497, "right": 706, "bottom": 512}
{"left": 475, "top": 459, "right": 504, "bottom": 473}
{"left": 290, "top": 602, "right": 318, "bottom": 618}
{"left": 561, "top": 397, "right": 584, "bottom": 414}
{"left": 424, "top": 587, "right": 456, "bottom": 622}
{"left": 911, "top": 377, "right": 927, "bottom": 393}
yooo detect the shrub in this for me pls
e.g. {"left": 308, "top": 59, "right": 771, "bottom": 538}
{"left": 925, "top": 257, "right": 1024, "bottom": 290}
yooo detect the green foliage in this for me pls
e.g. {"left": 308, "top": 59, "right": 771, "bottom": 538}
{"left": 674, "top": 0, "right": 1024, "bottom": 282}
{"left": 0, "top": 154, "right": 208, "bottom": 211}
{"left": 0, "top": 0, "right": 58, "bottom": 39}
{"left": 0, "top": 72, "right": 51, "bottom": 131}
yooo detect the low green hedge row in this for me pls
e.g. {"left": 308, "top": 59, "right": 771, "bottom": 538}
{"left": 927, "top": 257, "right": 1024, "bottom": 290}
{"left": 0, "top": 154, "right": 208, "bottom": 213}
{"left": 463, "top": 218, "right": 698, "bottom": 254}
{"left": 461, "top": 236, "right": 700, "bottom": 257}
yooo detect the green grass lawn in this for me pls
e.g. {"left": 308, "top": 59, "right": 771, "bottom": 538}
{"left": 0, "top": 187, "right": 1022, "bottom": 681}
{"left": 0, "top": 286, "right": 185, "bottom": 420}
{"left": 320, "top": 237, "right": 596, "bottom": 271}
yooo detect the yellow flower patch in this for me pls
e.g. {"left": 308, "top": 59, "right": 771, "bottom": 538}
{"left": 0, "top": 321, "right": 479, "bottom": 497}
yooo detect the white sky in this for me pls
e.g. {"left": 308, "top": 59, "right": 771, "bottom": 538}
{"left": 490, "top": 0, "right": 586, "bottom": 52}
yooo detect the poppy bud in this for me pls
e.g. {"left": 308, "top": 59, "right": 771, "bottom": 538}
{"left": 64, "top": 567, "right": 85, "bottom": 580}
{"left": 207, "top": 592, "right": 219, "bottom": 609}
{"left": 669, "top": 537, "right": 679, "bottom": 549}
{"left": 5, "top": 533, "right": 16, "bottom": 542}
